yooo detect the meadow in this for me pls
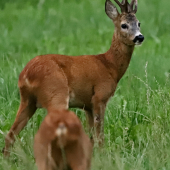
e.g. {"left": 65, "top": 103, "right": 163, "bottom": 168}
{"left": 0, "top": 0, "right": 170, "bottom": 169}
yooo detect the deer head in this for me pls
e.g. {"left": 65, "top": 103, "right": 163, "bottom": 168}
{"left": 105, "top": 0, "right": 144, "bottom": 46}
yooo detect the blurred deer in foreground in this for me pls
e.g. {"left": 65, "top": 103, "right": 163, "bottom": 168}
{"left": 34, "top": 110, "right": 92, "bottom": 170}
{"left": 3, "top": 0, "right": 144, "bottom": 157}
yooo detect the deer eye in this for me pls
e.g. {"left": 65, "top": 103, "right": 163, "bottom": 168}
{"left": 121, "top": 24, "right": 128, "bottom": 29}
{"left": 138, "top": 23, "right": 141, "bottom": 27}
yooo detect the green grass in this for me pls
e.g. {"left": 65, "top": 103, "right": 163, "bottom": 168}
{"left": 0, "top": 0, "right": 170, "bottom": 169}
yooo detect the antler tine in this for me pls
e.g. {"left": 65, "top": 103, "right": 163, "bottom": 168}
{"left": 120, "top": 0, "right": 128, "bottom": 5}
{"left": 133, "top": 0, "right": 138, "bottom": 13}
{"left": 114, "top": 0, "right": 138, "bottom": 13}
{"left": 121, "top": 0, "right": 125, "bottom": 4}
{"left": 114, "top": 0, "right": 129, "bottom": 13}
{"left": 130, "top": 0, "right": 138, "bottom": 13}
{"left": 114, "top": 0, "right": 122, "bottom": 7}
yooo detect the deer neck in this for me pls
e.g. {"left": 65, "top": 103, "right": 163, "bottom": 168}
{"left": 105, "top": 32, "right": 135, "bottom": 82}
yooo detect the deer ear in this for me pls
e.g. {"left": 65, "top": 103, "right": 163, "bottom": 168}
{"left": 105, "top": 0, "right": 119, "bottom": 20}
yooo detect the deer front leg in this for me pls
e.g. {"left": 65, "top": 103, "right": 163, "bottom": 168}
{"left": 91, "top": 82, "right": 116, "bottom": 146}
{"left": 92, "top": 95, "right": 107, "bottom": 146}
{"left": 85, "top": 110, "right": 94, "bottom": 143}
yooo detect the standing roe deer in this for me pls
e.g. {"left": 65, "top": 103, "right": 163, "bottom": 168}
{"left": 3, "top": 0, "right": 144, "bottom": 157}
{"left": 34, "top": 110, "right": 92, "bottom": 170}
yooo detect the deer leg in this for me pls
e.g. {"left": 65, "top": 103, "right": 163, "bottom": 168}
{"left": 85, "top": 111, "right": 94, "bottom": 143}
{"left": 92, "top": 95, "right": 106, "bottom": 146}
{"left": 71, "top": 165, "right": 88, "bottom": 170}
{"left": 69, "top": 153, "right": 89, "bottom": 170}
{"left": 3, "top": 97, "right": 37, "bottom": 157}
{"left": 34, "top": 137, "right": 54, "bottom": 170}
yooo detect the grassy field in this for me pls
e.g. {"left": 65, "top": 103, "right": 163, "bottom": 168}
{"left": 0, "top": 0, "right": 170, "bottom": 169}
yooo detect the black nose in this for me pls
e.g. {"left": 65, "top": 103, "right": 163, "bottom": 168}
{"left": 133, "top": 34, "right": 144, "bottom": 43}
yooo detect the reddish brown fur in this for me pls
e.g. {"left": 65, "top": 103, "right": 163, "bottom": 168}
{"left": 3, "top": 0, "right": 144, "bottom": 157}
{"left": 34, "top": 110, "right": 92, "bottom": 170}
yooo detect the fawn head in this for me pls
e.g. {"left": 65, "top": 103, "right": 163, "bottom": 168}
{"left": 105, "top": 0, "right": 144, "bottom": 46}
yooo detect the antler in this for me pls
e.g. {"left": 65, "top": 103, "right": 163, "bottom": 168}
{"left": 114, "top": 0, "right": 138, "bottom": 13}
{"left": 130, "top": 0, "right": 137, "bottom": 13}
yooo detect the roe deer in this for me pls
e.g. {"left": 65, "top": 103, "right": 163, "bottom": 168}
{"left": 34, "top": 110, "right": 92, "bottom": 170}
{"left": 3, "top": 0, "right": 144, "bottom": 157}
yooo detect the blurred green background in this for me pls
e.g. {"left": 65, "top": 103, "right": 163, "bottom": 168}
{"left": 0, "top": 0, "right": 170, "bottom": 169}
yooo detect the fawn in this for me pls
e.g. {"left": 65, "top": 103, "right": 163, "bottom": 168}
{"left": 34, "top": 110, "right": 92, "bottom": 170}
{"left": 3, "top": 0, "right": 144, "bottom": 157}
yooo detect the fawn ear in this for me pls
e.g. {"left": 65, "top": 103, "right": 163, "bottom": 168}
{"left": 105, "top": 0, "right": 119, "bottom": 20}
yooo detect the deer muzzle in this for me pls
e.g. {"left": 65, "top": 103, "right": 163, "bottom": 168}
{"left": 133, "top": 34, "right": 144, "bottom": 44}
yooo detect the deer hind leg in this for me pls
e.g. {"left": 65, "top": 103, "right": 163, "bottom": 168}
{"left": 3, "top": 89, "right": 37, "bottom": 157}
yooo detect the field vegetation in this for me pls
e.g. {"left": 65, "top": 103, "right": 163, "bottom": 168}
{"left": 0, "top": 0, "right": 170, "bottom": 169}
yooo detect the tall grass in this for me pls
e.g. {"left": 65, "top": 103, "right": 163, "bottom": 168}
{"left": 0, "top": 0, "right": 170, "bottom": 169}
